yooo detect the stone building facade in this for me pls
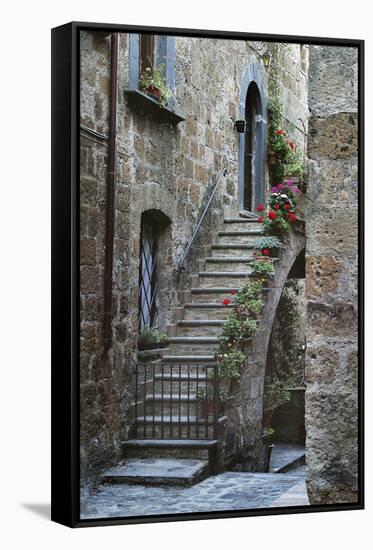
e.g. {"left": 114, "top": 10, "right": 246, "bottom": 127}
{"left": 305, "top": 45, "right": 359, "bottom": 504}
{"left": 79, "top": 30, "right": 359, "bottom": 503}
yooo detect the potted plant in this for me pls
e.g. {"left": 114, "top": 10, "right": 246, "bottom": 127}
{"left": 197, "top": 386, "right": 229, "bottom": 417}
{"left": 255, "top": 235, "right": 284, "bottom": 258}
{"left": 139, "top": 65, "right": 172, "bottom": 108}
{"left": 262, "top": 376, "right": 291, "bottom": 428}
{"left": 251, "top": 260, "right": 275, "bottom": 283}
{"left": 137, "top": 326, "right": 168, "bottom": 351}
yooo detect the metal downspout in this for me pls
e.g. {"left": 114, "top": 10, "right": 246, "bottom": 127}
{"left": 103, "top": 32, "right": 119, "bottom": 352}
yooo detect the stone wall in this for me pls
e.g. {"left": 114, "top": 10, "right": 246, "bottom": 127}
{"left": 79, "top": 31, "right": 309, "bottom": 485}
{"left": 305, "top": 45, "right": 359, "bottom": 504}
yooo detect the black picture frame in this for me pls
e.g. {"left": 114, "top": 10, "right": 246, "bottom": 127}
{"left": 51, "top": 21, "right": 365, "bottom": 528}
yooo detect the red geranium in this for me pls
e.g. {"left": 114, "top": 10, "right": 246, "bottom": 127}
{"left": 230, "top": 289, "right": 238, "bottom": 295}
{"left": 274, "top": 204, "right": 280, "bottom": 209}
{"left": 276, "top": 129, "right": 285, "bottom": 135}
{"left": 288, "top": 213, "right": 297, "bottom": 222}
{"left": 258, "top": 216, "right": 263, "bottom": 222}
{"left": 284, "top": 203, "right": 291, "bottom": 210}
{"left": 268, "top": 211, "right": 277, "bottom": 220}
{"left": 257, "top": 204, "right": 264, "bottom": 212}
{"left": 262, "top": 249, "right": 270, "bottom": 256}
{"left": 222, "top": 298, "right": 231, "bottom": 306}
{"left": 289, "top": 142, "right": 295, "bottom": 150}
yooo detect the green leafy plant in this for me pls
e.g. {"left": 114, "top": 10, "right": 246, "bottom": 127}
{"left": 263, "top": 376, "right": 291, "bottom": 410}
{"left": 196, "top": 386, "right": 231, "bottom": 403}
{"left": 255, "top": 236, "right": 283, "bottom": 251}
{"left": 251, "top": 260, "right": 275, "bottom": 281}
{"left": 138, "top": 326, "right": 168, "bottom": 347}
{"left": 234, "top": 280, "right": 264, "bottom": 318}
{"left": 259, "top": 182, "right": 301, "bottom": 235}
{"left": 139, "top": 64, "right": 172, "bottom": 108}
{"left": 215, "top": 349, "right": 245, "bottom": 380}
{"left": 221, "top": 313, "right": 259, "bottom": 343}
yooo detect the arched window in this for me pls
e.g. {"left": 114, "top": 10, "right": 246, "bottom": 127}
{"left": 238, "top": 63, "right": 267, "bottom": 213}
{"left": 138, "top": 210, "right": 171, "bottom": 331}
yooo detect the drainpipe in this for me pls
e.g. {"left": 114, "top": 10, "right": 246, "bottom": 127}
{"left": 103, "top": 32, "right": 119, "bottom": 352}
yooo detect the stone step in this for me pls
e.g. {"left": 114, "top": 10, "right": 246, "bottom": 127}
{"left": 134, "top": 416, "right": 216, "bottom": 439}
{"left": 167, "top": 336, "right": 220, "bottom": 345}
{"left": 211, "top": 243, "right": 257, "bottom": 258}
{"left": 142, "top": 394, "right": 200, "bottom": 417}
{"left": 190, "top": 286, "right": 270, "bottom": 304}
{"left": 176, "top": 319, "right": 225, "bottom": 337}
{"left": 224, "top": 217, "right": 262, "bottom": 225}
{"left": 102, "top": 458, "right": 209, "bottom": 486}
{"left": 183, "top": 303, "right": 235, "bottom": 320}
{"left": 269, "top": 443, "right": 306, "bottom": 473}
{"left": 166, "top": 347, "right": 219, "bottom": 356}
{"left": 198, "top": 271, "right": 251, "bottom": 288}
{"left": 217, "top": 233, "right": 263, "bottom": 245}
{"left": 223, "top": 219, "right": 264, "bottom": 232}
{"left": 161, "top": 354, "right": 217, "bottom": 363}
{"left": 123, "top": 438, "right": 217, "bottom": 460}
{"left": 205, "top": 257, "right": 255, "bottom": 272}
{"left": 190, "top": 287, "right": 242, "bottom": 303}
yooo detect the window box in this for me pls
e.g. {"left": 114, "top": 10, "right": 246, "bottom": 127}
{"left": 124, "top": 89, "right": 185, "bottom": 125}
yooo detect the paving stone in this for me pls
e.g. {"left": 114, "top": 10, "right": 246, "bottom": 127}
{"left": 269, "top": 443, "right": 305, "bottom": 472}
{"left": 80, "top": 470, "right": 309, "bottom": 519}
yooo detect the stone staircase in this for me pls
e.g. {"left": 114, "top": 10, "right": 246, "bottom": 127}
{"left": 103, "top": 211, "right": 274, "bottom": 485}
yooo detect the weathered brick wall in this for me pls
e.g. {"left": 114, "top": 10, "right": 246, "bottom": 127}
{"left": 305, "top": 45, "right": 359, "bottom": 504}
{"left": 79, "top": 31, "right": 309, "bottom": 484}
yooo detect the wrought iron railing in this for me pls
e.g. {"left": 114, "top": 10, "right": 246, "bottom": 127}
{"left": 178, "top": 166, "right": 227, "bottom": 272}
{"left": 133, "top": 363, "right": 219, "bottom": 440}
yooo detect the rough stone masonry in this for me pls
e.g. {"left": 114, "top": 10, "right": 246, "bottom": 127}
{"left": 79, "top": 32, "right": 309, "bottom": 486}
{"left": 305, "top": 45, "right": 359, "bottom": 504}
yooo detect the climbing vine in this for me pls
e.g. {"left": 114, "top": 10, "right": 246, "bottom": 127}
{"left": 214, "top": 261, "right": 275, "bottom": 384}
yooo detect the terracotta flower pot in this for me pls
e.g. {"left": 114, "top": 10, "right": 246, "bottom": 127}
{"left": 146, "top": 86, "right": 161, "bottom": 99}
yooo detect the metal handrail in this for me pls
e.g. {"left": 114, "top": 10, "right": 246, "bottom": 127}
{"left": 178, "top": 166, "right": 227, "bottom": 272}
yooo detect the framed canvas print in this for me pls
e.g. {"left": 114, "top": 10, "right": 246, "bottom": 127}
{"left": 51, "top": 22, "right": 364, "bottom": 527}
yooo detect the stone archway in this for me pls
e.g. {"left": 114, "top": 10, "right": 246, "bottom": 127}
{"left": 225, "top": 226, "right": 306, "bottom": 470}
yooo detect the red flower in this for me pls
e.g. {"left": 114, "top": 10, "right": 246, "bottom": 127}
{"left": 284, "top": 203, "right": 291, "bottom": 210}
{"left": 276, "top": 129, "right": 285, "bottom": 135}
{"left": 257, "top": 204, "right": 264, "bottom": 212}
{"left": 230, "top": 289, "right": 238, "bottom": 295}
{"left": 268, "top": 211, "right": 277, "bottom": 220}
{"left": 288, "top": 213, "right": 297, "bottom": 222}
{"left": 262, "top": 249, "right": 270, "bottom": 256}
{"left": 258, "top": 216, "right": 263, "bottom": 222}
{"left": 274, "top": 204, "right": 280, "bottom": 209}
{"left": 222, "top": 298, "right": 231, "bottom": 306}
{"left": 289, "top": 142, "right": 295, "bottom": 150}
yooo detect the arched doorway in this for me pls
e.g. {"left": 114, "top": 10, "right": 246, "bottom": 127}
{"left": 238, "top": 63, "right": 267, "bottom": 213}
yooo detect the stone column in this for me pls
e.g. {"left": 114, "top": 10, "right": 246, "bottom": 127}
{"left": 305, "top": 45, "right": 359, "bottom": 504}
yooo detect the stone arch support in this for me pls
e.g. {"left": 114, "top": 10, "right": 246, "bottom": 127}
{"left": 226, "top": 227, "right": 306, "bottom": 470}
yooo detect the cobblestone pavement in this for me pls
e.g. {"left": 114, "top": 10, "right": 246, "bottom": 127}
{"left": 80, "top": 466, "right": 309, "bottom": 520}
